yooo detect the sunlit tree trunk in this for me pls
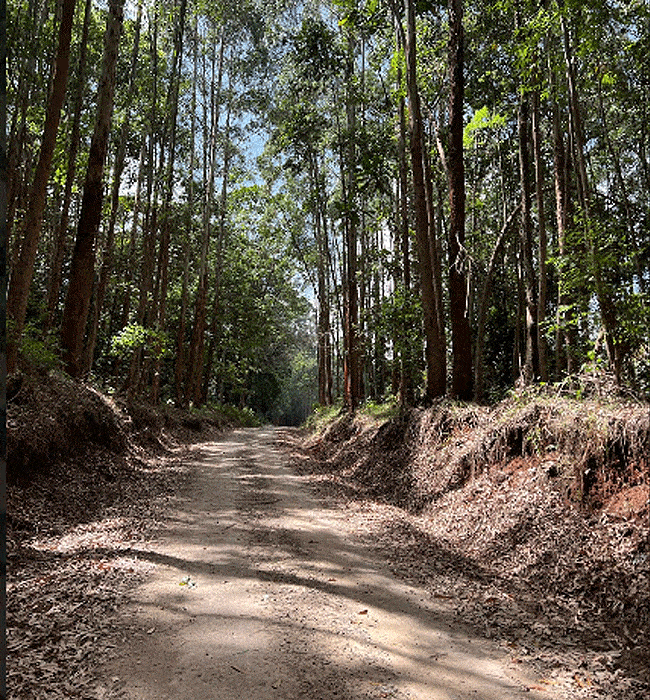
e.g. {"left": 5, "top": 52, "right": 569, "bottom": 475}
{"left": 392, "top": 0, "right": 446, "bottom": 401}
{"left": 128, "top": 8, "right": 159, "bottom": 394}
{"left": 7, "top": 0, "right": 77, "bottom": 374}
{"left": 532, "top": 90, "right": 548, "bottom": 381}
{"left": 186, "top": 25, "right": 225, "bottom": 405}
{"left": 559, "top": 5, "right": 621, "bottom": 379}
{"left": 517, "top": 90, "right": 539, "bottom": 383}
{"left": 342, "top": 29, "right": 360, "bottom": 412}
{"left": 60, "top": 0, "right": 124, "bottom": 377}
{"left": 202, "top": 71, "right": 233, "bottom": 404}
{"left": 44, "top": 0, "right": 92, "bottom": 337}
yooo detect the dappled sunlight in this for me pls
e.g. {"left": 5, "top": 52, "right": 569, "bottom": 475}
{"left": 100, "top": 428, "right": 557, "bottom": 700}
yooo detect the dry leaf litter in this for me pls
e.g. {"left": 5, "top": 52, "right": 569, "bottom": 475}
{"left": 283, "top": 388, "right": 649, "bottom": 700}
{"left": 6, "top": 371, "right": 227, "bottom": 700}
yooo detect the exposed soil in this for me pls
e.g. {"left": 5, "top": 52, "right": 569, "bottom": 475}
{"left": 292, "top": 398, "right": 650, "bottom": 700}
{"left": 94, "top": 428, "right": 573, "bottom": 700}
{"left": 6, "top": 376, "right": 649, "bottom": 699}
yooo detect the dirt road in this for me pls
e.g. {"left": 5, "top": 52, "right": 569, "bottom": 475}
{"left": 101, "top": 427, "right": 564, "bottom": 700}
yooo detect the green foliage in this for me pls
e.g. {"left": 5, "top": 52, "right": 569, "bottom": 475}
{"left": 304, "top": 401, "right": 345, "bottom": 433}
{"left": 13, "top": 323, "right": 63, "bottom": 374}
{"left": 109, "top": 324, "right": 170, "bottom": 361}
{"left": 361, "top": 396, "right": 399, "bottom": 422}
{"left": 463, "top": 106, "right": 506, "bottom": 149}
{"left": 197, "top": 402, "right": 262, "bottom": 428}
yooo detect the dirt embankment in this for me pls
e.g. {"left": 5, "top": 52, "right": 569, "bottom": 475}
{"left": 5, "top": 371, "right": 229, "bottom": 698}
{"left": 295, "top": 392, "right": 650, "bottom": 699}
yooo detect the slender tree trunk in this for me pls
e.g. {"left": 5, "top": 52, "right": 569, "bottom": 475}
{"left": 60, "top": 0, "right": 124, "bottom": 377}
{"left": 7, "top": 0, "right": 77, "bottom": 373}
{"left": 532, "top": 90, "right": 548, "bottom": 381}
{"left": 83, "top": 0, "right": 142, "bottom": 375}
{"left": 202, "top": 74, "right": 233, "bottom": 403}
{"left": 517, "top": 90, "right": 539, "bottom": 383}
{"left": 550, "top": 80, "right": 576, "bottom": 376}
{"left": 175, "top": 19, "right": 198, "bottom": 406}
{"left": 151, "top": 0, "right": 187, "bottom": 404}
{"left": 344, "top": 42, "right": 360, "bottom": 412}
{"left": 43, "top": 0, "right": 92, "bottom": 337}
{"left": 394, "top": 0, "right": 446, "bottom": 401}
{"left": 447, "top": 0, "right": 472, "bottom": 400}
{"left": 186, "top": 26, "right": 225, "bottom": 405}
{"left": 559, "top": 6, "right": 621, "bottom": 379}
{"left": 396, "top": 67, "right": 414, "bottom": 406}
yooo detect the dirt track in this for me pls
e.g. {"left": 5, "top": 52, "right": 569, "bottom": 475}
{"left": 100, "top": 427, "right": 566, "bottom": 700}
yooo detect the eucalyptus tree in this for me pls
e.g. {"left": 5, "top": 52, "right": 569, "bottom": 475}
{"left": 267, "top": 13, "right": 344, "bottom": 407}
{"left": 7, "top": 0, "right": 77, "bottom": 374}
{"left": 60, "top": 0, "right": 125, "bottom": 377}
{"left": 44, "top": 0, "right": 93, "bottom": 337}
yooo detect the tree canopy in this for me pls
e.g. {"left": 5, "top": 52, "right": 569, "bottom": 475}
{"left": 7, "top": 0, "right": 650, "bottom": 423}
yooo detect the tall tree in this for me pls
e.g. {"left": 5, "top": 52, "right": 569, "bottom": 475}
{"left": 392, "top": 0, "right": 446, "bottom": 401}
{"left": 7, "top": 0, "right": 77, "bottom": 373}
{"left": 44, "top": 0, "right": 92, "bottom": 337}
{"left": 447, "top": 0, "right": 472, "bottom": 399}
{"left": 83, "top": 0, "right": 143, "bottom": 375}
{"left": 60, "top": 0, "right": 125, "bottom": 377}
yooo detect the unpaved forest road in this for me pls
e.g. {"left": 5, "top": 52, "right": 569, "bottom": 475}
{"left": 101, "top": 427, "right": 564, "bottom": 700}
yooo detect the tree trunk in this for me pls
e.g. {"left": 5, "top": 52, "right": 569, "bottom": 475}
{"left": 186, "top": 26, "right": 225, "bottom": 405}
{"left": 447, "top": 0, "right": 472, "bottom": 400}
{"left": 44, "top": 0, "right": 92, "bottom": 337}
{"left": 394, "top": 0, "right": 446, "bottom": 401}
{"left": 532, "top": 90, "right": 548, "bottom": 381}
{"left": 151, "top": 0, "right": 187, "bottom": 404}
{"left": 7, "top": 0, "right": 77, "bottom": 374}
{"left": 396, "top": 67, "right": 414, "bottom": 406}
{"left": 339, "top": 30, "right": 360, "bottom": 412}
{"left": 202, "top": 73, "right": 232, "bottom": 404}
{"left": 60, "top": 0, "right": 124, "bottom": 377}
{"left": 127, "top": 8, "right": 160, "bottom": 394}
{"left": 82, "top": 0, "right": 143, "bottom": 375}
{"left": 175, "top": 18, "right": 198, "bottom": 406}
{"left": 517, "top": 91, "right": 539, "bottom": 383}
{"left": 559, "top": 6, "right": 621, "bottom": 379}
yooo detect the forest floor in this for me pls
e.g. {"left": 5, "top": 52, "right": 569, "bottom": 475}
{"left": 6, "top": 373, "right": 650, "bottom": 699}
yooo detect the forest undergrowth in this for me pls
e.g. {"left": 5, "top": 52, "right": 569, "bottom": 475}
{"left": 290, "top": 384, "right": 650, "bottom": 700}
{"left": 5, "top": 371, "right": 236, "bottom": 699}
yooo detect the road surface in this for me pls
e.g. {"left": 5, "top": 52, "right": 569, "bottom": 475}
{"left": 101, "top": 427, "right": 562, "bottom": 700}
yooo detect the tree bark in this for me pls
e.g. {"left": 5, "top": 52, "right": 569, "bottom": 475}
{"left": 343, "top": 30, "right": 360, "bottom": 412}
{"left": 60, "top": 0, "right": 124, "bottom": 377}
{"left": 186, "top": 25, "right": 225, "bottom": 405}
{"left": 532, "top": 90, "right": 548, "bottom": 381}
{"left": 559, "top": 5, "right": 621, "bottom": 379}
{"left": 175, "top": 18, "right": 199, "bottom": 406}
{"left": 82, "top": 0, "right": 143, "bottom": 375}
{"left": 393, "top": 0, "right": 446, "bottom": 401}
{"left": 447, "top": 0, "right": 472, "bottom": 400}
{"left": 7, "top": 0, "right": 77, "bottom": 373}
{"left": 517, "top": 91, "right": 539, "bottom": 383}
{"left": 44, "top": 0, "right": 92, "bottom": 337}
